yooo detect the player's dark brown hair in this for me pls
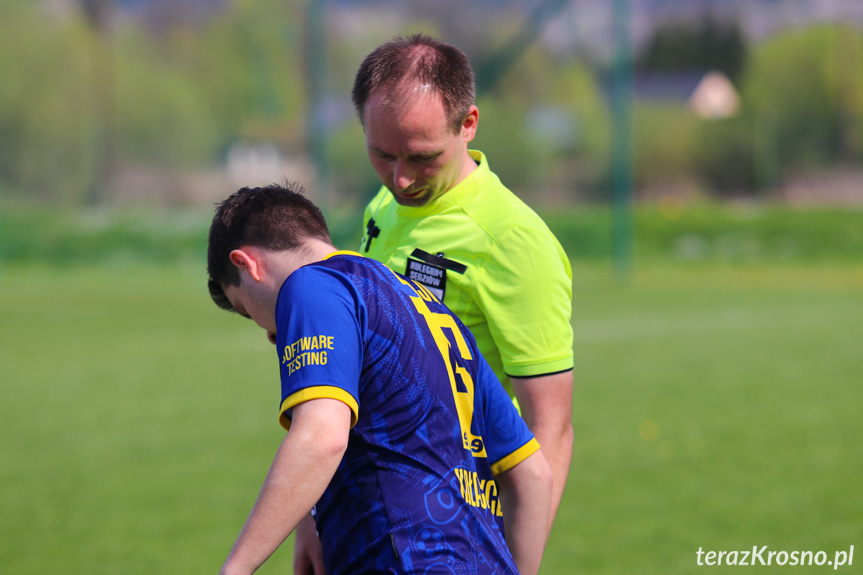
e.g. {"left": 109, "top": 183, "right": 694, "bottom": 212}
{"left": 352, "top": 33, "right": 476, "bottom": 133}
{"left": 207, "top": 183, "right": 331, "bottom": 312}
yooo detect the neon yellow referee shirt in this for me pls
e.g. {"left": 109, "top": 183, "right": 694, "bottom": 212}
{"left": 360, "top": 150, "right": 573, "bottom": 389}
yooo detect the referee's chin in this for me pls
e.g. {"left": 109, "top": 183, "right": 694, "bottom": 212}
{"left": 390, "top": 188, "right": 433, "bottom": 207}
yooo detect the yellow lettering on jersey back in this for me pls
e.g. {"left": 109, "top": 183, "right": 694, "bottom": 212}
{"left": 386, "top": 267, "right": 488, "bottom": 457}
{"left": 415, "top": 297, "right": 487, "bottom": 457}
{"left": 454, "top": 467, "right": 502, "bottom": 516}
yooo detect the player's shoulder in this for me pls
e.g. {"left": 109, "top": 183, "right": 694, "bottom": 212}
{"left": 278, "top": 256, "right": 381, "bottom": 325}
{"left": 303, "top": 252, "right": 369, "bottom": 283}
{"left": 285, "top": 253, "right": 370, "bottom": 293}
{"left": 312, "top": 252, "right": 408, "bottom": 294}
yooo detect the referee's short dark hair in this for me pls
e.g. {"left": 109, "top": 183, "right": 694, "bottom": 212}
{"left": 352, "top": 33, "right": 476, "bottom": 133}
{"left": 207, "top": 183, "right": 330, "bottom": 311}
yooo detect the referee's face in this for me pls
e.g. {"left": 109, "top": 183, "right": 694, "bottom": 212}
{"left": 363, "top": 88, "right": 478, "bottom": 207}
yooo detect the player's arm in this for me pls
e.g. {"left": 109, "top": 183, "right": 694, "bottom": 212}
{"left": 279, "top": 267, "right": 365, "bottom": 575}
{"left": 511, "top": 370, "right": 574, "bottom": 527}
{"left": 495, "top": 449, "right": 554, "bottom": 575}
{"left": 219, "top": 398, "right": 351, "bottom": 575}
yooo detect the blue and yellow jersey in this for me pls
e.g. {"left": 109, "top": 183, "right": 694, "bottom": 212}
{"left": 275, "top": 251, "right": 539, "bottom": 575}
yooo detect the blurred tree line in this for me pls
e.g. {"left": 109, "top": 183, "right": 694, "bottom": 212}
{"left": 638, "top": 12, "right": 747, "bottom": 82}
{"left": 633, "top": 15, "right": 863, "bottom": 197}
{"left": 1, "top": 0, "right": 861, "bottom": 206}
{"left": 0, "top": 0, "right": 307, "bottom": 205}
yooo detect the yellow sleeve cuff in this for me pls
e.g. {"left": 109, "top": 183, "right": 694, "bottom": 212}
{"left": 490, "top": 437, "right": 541, "bottom": 476}
{"left": 279, "top": 386, "right": 360, "bottom": 431}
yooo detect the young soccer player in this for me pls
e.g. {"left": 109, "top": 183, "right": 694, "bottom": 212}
{"left": 208, "top": 184, "right": 552, "bottom": 575}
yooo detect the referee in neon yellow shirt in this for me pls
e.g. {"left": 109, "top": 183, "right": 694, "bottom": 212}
{"left": 356, "top": 33, "right": 574, "bottom": 520}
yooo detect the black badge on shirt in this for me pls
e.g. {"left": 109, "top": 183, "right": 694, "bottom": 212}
{"left": 405, "top": 249, "right": 467, "bottom": 302}
{"left": 363, "top": 218, "right": 381, "bottom": 252}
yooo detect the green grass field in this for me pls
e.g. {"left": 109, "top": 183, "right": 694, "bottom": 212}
{"left": 2, "top": 207, "right": 862, "bottom": 573}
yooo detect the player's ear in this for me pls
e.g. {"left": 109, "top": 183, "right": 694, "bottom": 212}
{"left": 461, "top": 105, "right": 479, "bottom": 142}
{"left": 229, "top": 249, "right": 263, "bottom": 282}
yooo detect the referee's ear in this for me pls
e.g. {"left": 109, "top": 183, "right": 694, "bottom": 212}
{"left": 229, "top": 248, "right": 263, "bottom": 283}
{"left": 461, "top": 105, "right": 479, "bottom": 142}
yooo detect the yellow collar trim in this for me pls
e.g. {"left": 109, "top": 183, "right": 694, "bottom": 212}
{"left": 324, "top": 250, "right": 363, "bottom": 260}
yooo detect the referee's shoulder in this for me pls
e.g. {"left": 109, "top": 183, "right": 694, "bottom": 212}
{"left": 465, "top": 187, "right": 554, "bottom": 241}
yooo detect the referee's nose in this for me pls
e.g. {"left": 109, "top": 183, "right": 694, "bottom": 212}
{"left": 393, "top": 160, "right": 416, "bottom": 191}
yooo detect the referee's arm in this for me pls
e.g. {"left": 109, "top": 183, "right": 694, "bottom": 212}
{"left": 511, "top": 370, "right": 574, "bottom": 529}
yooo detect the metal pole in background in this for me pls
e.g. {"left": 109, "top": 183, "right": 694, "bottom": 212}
{"left": 305, "top": 0, "right": 329, "bottom": 211}
{"left": 611, "top": 0, "right": 633, "bottom": 282}
{"left": 80, "top": 0, "right": 115, "bottom": 205}
{"left": 474, "top": 0, "right": 572, "bottom": 96}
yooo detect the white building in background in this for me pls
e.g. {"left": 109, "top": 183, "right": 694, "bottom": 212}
{"left": 226, "top": 141, "right": 316, "bottom": 193}
{"left": 688, "top": 71, "right": 740, "bottom": 120}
